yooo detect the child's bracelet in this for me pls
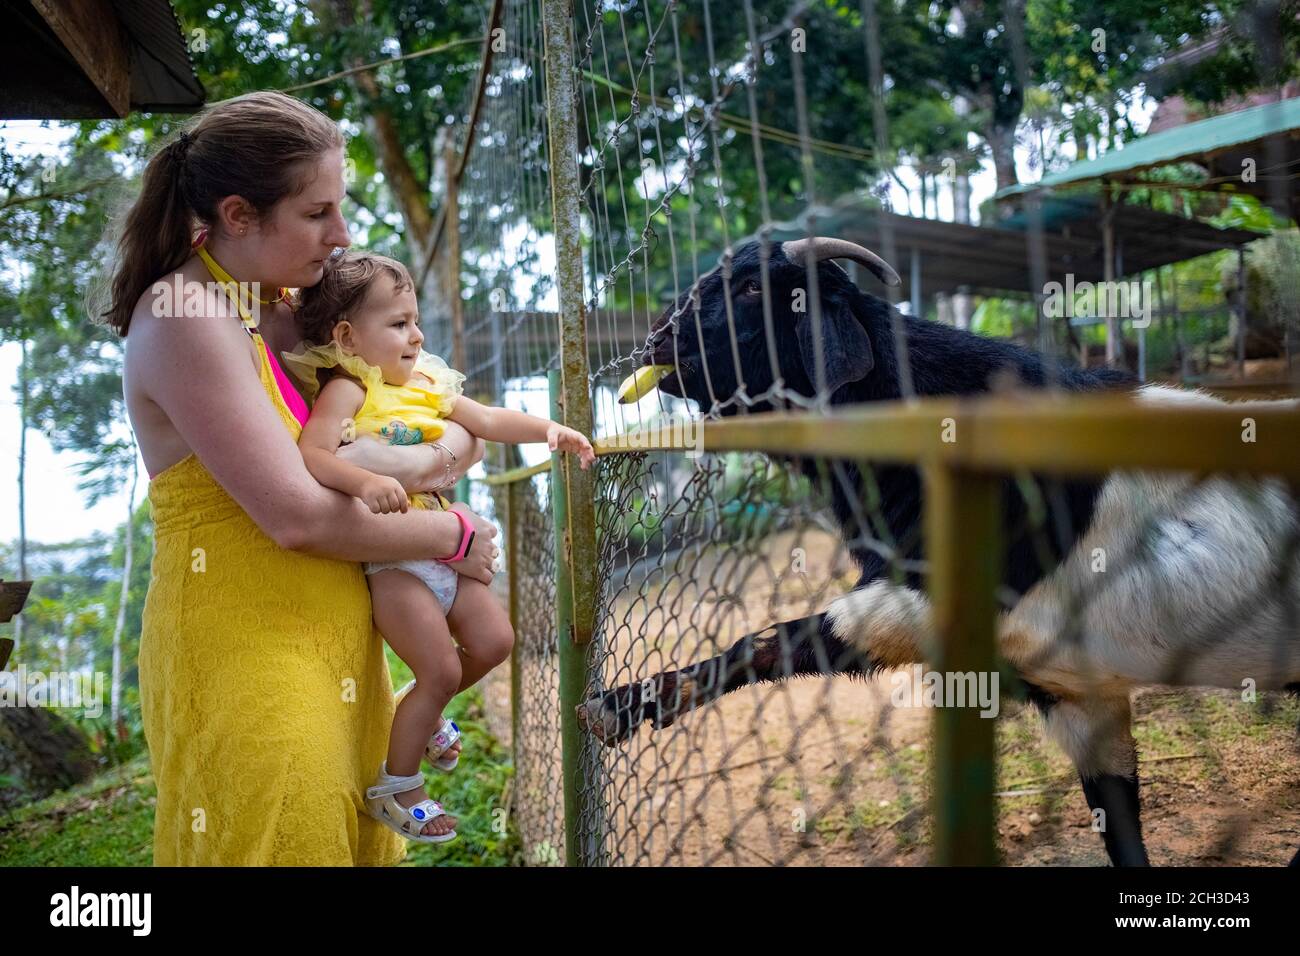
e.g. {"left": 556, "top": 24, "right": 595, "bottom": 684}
{"left": 430, "top": 441, "right": 456, "bottom": 489}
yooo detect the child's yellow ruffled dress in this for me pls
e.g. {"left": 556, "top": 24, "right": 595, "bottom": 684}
{"left": 279, "top": 342, "right": 465, "bottom": 481}
{"left": 138, "top": 331, "right": 407, "bottom": 866}
{"left": 280, "top": 342, "right": 467, "bottom": 610}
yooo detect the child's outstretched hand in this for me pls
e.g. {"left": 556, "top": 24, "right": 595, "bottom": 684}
{"left": 546, "top": 423, "right": 596, "bottom": 470}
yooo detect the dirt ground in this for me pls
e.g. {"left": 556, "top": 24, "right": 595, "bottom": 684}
{"left": 481, "top": 526, "right": 1300, "bottom": 866}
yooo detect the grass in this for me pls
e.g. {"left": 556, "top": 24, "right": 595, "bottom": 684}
{"left": 797, "top": 688, "right": 1298, "bottom": 862}
{"left": 0, "top": 651, "right": 519, "bottom": 867}
{"left": 391, "top": 692, "right": 519, "bottom": 867}
{"left": 0, "top": 755, "right": 156, "bottom": 866}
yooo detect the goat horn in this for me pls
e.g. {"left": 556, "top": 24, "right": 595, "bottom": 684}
{"left": 782, "top": 237, "right": 901, "bottom": 287}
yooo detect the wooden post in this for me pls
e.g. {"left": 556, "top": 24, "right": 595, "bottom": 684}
{"left": 0, "top": 580, "right": 34, "bottom": 671}
{"left": 910, "top": 246, "right": 922, "bottom": 319}
{"left": 549, "top": 371, "right": 601, "bottom": 866}
{"left": 1137, "top": 268, "right": 1147, "bottom": 383}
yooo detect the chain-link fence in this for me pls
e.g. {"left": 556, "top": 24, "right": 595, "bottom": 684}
{"left": 428, "top": 0, "right": 1300, "bottom": 866}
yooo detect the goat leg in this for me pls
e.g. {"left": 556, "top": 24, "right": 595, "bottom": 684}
{"left": 1079, "top": 769, "right": 1150, "bottom": 867}
{"left": 577, "top": 612, "right": 872, "bottom": 745}
{"left": 1041, "top": 695, "right": 1151, "bottom": 866}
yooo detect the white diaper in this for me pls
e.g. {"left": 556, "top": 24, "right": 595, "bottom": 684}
{"left": 365, "top": 558, "right": 459, "bottom": 612}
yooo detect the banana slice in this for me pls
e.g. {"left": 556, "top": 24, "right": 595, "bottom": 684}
{"left": 617, "top": 364, "right": 675, "bottom": 403}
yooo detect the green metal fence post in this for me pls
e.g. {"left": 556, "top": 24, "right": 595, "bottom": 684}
{"left": 924, "top": 463, "right": 1001, "bottom": 865}
{"left": 549, "top": 371, "right": 597, "bottom": 866}
{"left": 507, "top": 479, "right": 522, "bottom": 768}
{"left": 540, "top": 0, "right": 598, "bottom": 645}
{"left": 541, "top": 0, "right": 601, "bottom": 866}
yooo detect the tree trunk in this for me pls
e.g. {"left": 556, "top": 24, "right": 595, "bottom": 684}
{"left": 321, "top": 0, "right": 432, "bottom": 250}
{"left": 110, "top": 448, "right": 138, "bottom": 727}
{"left": 14, "top": 335, "right": 27, "bottom": 655}
{"left": 953, "top": 171, "right": 971, "bottom": 225}
{"left": 986, "top": 121, "right": 1018, "bottom": 190}
{"left": 952, "top": 172, "right": 973, "bottom": 328}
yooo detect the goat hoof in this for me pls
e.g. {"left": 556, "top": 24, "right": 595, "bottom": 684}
{"left": 577, "top": 690, "right": 640, "bottom": 745}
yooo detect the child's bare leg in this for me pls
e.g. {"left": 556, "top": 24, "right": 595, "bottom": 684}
{"left": 447, "top": 577, "right": 515, "bottom": 694}
{"left": 369, "top": 569, "right": 461, "bottom": 836}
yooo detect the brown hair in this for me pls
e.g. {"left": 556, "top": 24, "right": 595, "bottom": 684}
{"left": 296, "top": 250, "right": 414, "bottom": 346}
{"left": 101, "top": 90, "right": 344, "bottom": 336}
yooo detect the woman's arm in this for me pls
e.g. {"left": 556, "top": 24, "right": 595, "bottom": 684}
{"left": 298, "top": 377, "right": 409, "bottom": 514}
{"left": 131, "top": 306, "right": 497, "bottom": 580}
{"left": 335, "top": 420, "right": 484, "bottom": 492}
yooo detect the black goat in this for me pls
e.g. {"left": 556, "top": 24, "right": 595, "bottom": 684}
{"left": 578, "top": 237, "right": 1300, "bottom": 867}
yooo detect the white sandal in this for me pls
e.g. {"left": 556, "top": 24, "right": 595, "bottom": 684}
{"left": 426, "top": 718, "right": 462, "bottom": 772}
{"left": 395, "top": 680, "right": 463, "bottom": 772}
{"left": 364, "top": 761, "right": 457, "bottom": 844}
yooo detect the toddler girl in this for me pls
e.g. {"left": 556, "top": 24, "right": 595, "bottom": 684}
{"left": 284, "top": 251, "right": 594, "bottom": 843}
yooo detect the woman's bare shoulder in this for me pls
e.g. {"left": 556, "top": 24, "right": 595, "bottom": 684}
{"left": 126, "top": 266, "right": 259, "bottom": 369}
{"left": 124, "top": 265, "right": 267, "bottom": 474}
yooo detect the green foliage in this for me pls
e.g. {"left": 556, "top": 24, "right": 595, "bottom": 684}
{"left": 0, "top": 503, "right": 151, "bottom": 682}
{"left": 77, "top": 686, "right": 148, "bottom": 769}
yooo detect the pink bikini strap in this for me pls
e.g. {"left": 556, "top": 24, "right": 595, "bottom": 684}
{"left": 248, "top": 329, "right": 309, "bottom": 427}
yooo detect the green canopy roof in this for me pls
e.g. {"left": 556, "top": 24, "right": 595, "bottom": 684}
{"left": 996, "top": 97, "right": 1300, "bottom": 204}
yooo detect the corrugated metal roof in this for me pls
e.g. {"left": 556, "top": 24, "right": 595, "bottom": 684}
{"left": 0, "top": 1, "right": 202, "bottom": 118}
{"left": 113, "top": 0, "right": 205, "bottom": 113}
{"left": 612, "top": 198, "right": 1261, "bottom": 306}
{"left": 996, "top": 97, "right": 1300, "bottom": 198}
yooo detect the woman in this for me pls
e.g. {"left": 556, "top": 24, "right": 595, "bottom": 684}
{"left": 105, "top": 90, "right": 497, "bottom": 865}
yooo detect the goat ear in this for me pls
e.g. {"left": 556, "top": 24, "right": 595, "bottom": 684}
{"left": 795, "top": 296, "right": 873, "bottom": 395}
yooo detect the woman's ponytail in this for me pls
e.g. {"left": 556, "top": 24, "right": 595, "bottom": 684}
{"left": 101, "top": 133, "right": 196, "bottom": 335}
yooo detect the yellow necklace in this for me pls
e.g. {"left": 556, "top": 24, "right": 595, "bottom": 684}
{"left": 192, "top": 233, "right": 288, "bottom": 326}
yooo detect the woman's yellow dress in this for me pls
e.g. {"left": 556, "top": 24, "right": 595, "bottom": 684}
{"left": 138, "top": 331, "right": 406, "bottom": 866}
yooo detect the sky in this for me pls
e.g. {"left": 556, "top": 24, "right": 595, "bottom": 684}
{"left": 0, "top": 93, "right": 1156, "bottom": 547}
{"left": 0, "top": 342, "right": 145, "bottom": 544}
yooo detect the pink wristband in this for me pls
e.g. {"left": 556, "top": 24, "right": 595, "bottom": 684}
{"left": 435, "top": 509, "right": 476, "bottom": 564}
